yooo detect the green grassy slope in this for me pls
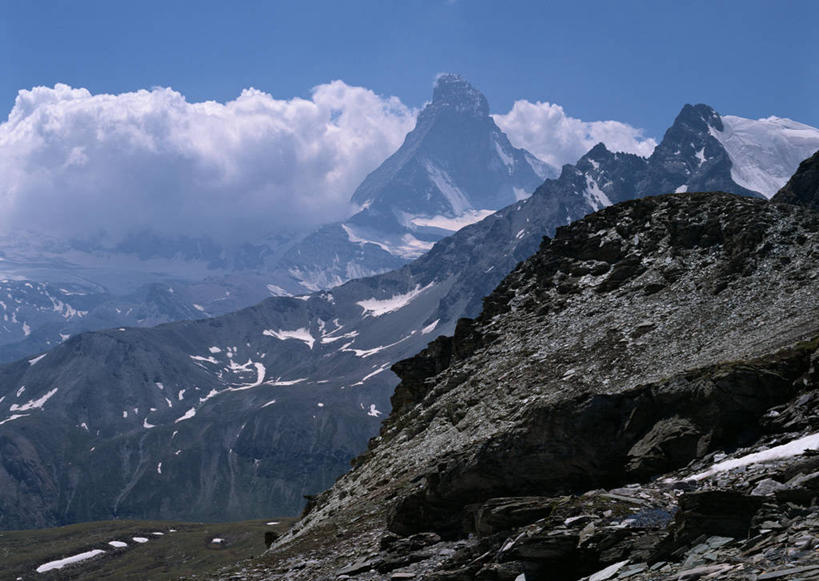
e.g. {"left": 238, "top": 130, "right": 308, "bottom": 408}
{"left": 0, "top": 517, "right": 294, "bottom": 580}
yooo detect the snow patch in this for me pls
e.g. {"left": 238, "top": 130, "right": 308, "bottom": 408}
{"left": 0, "top": 413, "right": 28, "bottom": 425}
{"left": 37, "top": 549, "right": 106, "bottom": 573}
{"left": 268, "top": 377, "right": 306, "bottom": 386}
{"left": 266, "top": 284, "right": 290, "bottom": 296}
{"left": 28, "top": 353, "right": 47, "bottom": 366}
{"left": 584, "top": 176, "right": 612, "bottom": 211}
{"left": 494, "top": 138, "right": 515, "bottom": 171}
{"left": 688, "top": 432, "right": 819, "bottom": 481}
{"left": 108, "top": 541, "right": 127, "bottom": 548}
{"left": 368, "top": 404, "right": 382, "bottom": 417}
{"left": 263, "top": 328, "right": 315, "bottom": 350}
{"left": 174, "top": 407, "right": 196, "bottom": 423}
{"left": 9, "top": 387, "right": 58, "bottom": 412}
{"left": 423, "top": 160, "right": 471, "bottom": 214}
{"left": 132, "top": 536, "right": 149, "bottom": 543}
{"left": 357, "top": 283, "right": 433, "bottom": 317}
{"left": 409, "top": 209, "right": 495, "bottom": 232}
{"left": 421, "top": 319, "right": 439, "bottom": 334}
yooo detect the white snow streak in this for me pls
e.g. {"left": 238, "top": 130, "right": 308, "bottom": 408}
{"left": 356, "top": 283, "right": 433, "bottom": 317}
{"left": 409, "top": 209, "right": 495, "bottom": 232}
{"left": 174, "top": 407, "right": 196, "bottom": 423}
{"left": 36, "top": 550, "right": 107, "bottom": 573}
{"left": 263, "top": 328, "right": 315, "bottom": 349}
{"left": 9, "top": 387, "right": 58, "bottom": 412}
{"left": 423, "top": 160, "right": 471, "bottom": 214}
{"left": 688, "top": 432, "right": 819, "bottom": 481}
{"left": 421, "top": 319, "right": 440, "bottom": 334}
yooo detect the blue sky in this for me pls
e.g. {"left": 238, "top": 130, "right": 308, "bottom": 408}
{"left": 2, "top": 0, "right": 817, "bottom": 137}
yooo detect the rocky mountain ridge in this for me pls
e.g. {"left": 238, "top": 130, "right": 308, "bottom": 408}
{"left": 228, "top": 190, "right": 819, "bottom": 580}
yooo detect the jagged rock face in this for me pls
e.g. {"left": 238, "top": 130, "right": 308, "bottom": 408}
{"left": 254, "top": 192, "right": 819, "bottom": 579}
{"left": 638, "top": 104, "right": 751, "bottom": 197}
{"left": 772, "top": 150, "right": 819, "bottom": 210}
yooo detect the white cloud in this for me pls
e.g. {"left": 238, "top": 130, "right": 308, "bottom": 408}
{"left": 0, "top": 83, "right": 660, "bottom": 247}
{"left": 493, "top": 100, "right": 657, "bottom": 169}
{"left": 0, "top": 82, "right": 416, "bottom": 243}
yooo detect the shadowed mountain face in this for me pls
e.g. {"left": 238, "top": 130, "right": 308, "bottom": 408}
{"left": 244, "top": 191, "right": 819, "bottom": 580}
{"left": 772, "top": 149, "right": 819, "bottom": 210}
{"left": 0, "top": 110, "right": 814, "bottom": 530}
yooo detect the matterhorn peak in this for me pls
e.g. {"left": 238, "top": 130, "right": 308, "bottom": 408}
{"left": 430, "top": 73, "right": 490, "bottom": 117}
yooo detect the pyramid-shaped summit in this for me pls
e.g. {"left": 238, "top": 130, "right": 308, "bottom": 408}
{"left": 427, "top": 73, "right": 490, "bottom": 116}
{"left": 277, "top": 74, "right": 553, "bottom": 293}
{"left": 349, "top": 73, "right": 552, "bottom": 215}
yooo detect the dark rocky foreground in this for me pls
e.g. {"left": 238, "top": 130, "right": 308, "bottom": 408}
{"left": 209, "top": 190, "right": 819, "bottom": 580}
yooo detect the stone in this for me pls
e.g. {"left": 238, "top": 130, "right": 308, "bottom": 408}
{"left": 751, "top": 479, "right": 788, "bottom": 496}
{"left": 758, "top": 564, "right": 819, "bottom": 579}
{"left": 588, "top": 559, "right": 629, "bottom": 581}
{"left": 337, "top": 558, "right": 378, "bottom": 576}
{"left": 672, "top": 491, "right": 764, "bottom": 543}
{"left": 469, "top": 497, "right": 556, "bottom": 536}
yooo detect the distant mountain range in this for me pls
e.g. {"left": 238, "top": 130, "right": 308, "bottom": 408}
{"left": 1, "top": 82, "right": 816, "bottom": 529}
{"left": 2, "top": 76, "right": 817, "bottom": 364}
{"left": 0, "top": 75, "right": 550, "bottom": 362}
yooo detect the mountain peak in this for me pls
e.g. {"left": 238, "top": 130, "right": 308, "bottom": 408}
{"left": 430, "top": 73, "right": 489, "bottom": 116}
{"left": 674, "top": 103, "right": 723, "bottom": 132}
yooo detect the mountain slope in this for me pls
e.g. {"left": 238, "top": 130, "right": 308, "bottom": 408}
{"left": 772, "top": 149, "right": 819, "bottom": 210}
{"left": 0, "top": 107, "right": 813, "bottom": 530}
{"left": 242, "top": 191, "right": 819, "bottom": 580}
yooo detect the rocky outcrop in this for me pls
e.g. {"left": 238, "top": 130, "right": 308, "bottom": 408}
{"left": 214, "top": 191, "right": 819, "bottom": 580}
{"left": 772, "top": 150, "right": 819, "bottom": 210}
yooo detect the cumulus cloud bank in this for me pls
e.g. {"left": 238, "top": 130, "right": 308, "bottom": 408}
{"left": 0, "top": 82, "right": 416, "bottom": 243}
{"left": 0, "top": 83, "right": 658, "bottom": 246}
{"left": 493, "top": 100, "right": 657, "bottom": 169}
